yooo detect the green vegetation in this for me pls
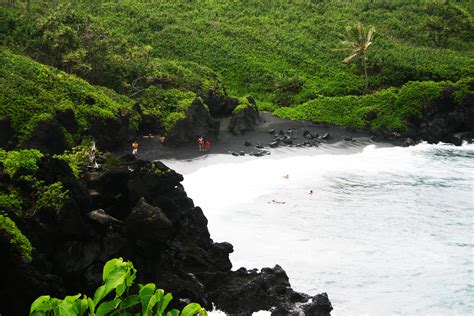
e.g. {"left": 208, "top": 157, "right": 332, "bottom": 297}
{"left": 0, "top": 149, "right": 71, "bottom": 215}
{"left": 0, "top": 49, "right": 138, "bottom": 145}
{"left": 64, "top": 0, "right": 473, "bottom": 101}
{"left": 232, "top": 97, "right": 255, "bottom": 114}
{"left": 0, "top": 192, "right": 22, "bottom": 213}
{"left": 0, "top": 214, "right": 33, "bottom": 262}
{"left": 33, "top": 181, "right": 70, "bottom": 214}
{"left": 0, "top": 0, "right": 473, "bottom": 137}
{"left": 275, "top": 78, "right": 473, "bottom": 132}
{"left": 53, "top": 140, "right": 98, "bottom": 178}
{"left": 30, "top": 257, "right": 208, "bottom": 316}
{"left": 0, "top": 149, "right": 43, "bottom": 176}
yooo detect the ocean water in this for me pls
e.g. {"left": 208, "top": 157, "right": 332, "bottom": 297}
{"left": 163, "top": 142, "right": 474, "bottom": 316}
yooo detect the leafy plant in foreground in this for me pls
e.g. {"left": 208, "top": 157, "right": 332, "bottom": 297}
{"left": 30, "top": 258, "right": 208, "bottom": 316}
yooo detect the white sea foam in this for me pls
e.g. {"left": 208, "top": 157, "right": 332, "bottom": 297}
{"left": 163, "top": 142, "right": 474, "bottom": 315}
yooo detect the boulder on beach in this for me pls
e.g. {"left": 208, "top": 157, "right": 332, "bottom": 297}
{"left": 228, "top": 97, "right": 262, "bottom": 135}
{"left": 166, "top": 98, "right": 220, "bottom": 146}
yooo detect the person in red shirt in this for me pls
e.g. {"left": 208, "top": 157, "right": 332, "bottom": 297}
{"left": 204, "top": 139, "right": 210, "bottom": 151}
{"left": 198, "top": 137, "right": 204, "bottom": 151}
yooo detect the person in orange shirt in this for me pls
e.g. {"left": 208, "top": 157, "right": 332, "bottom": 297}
{"left": 131, "top": 140, "right": 139, "bottom": 159}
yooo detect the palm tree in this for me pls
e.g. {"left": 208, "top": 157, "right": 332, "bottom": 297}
{"left": 339, "top": 22, "right": 375, "bottom": 93}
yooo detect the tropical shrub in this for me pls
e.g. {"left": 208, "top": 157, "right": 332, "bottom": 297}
{"left": 0, "top": 149, "right": 43, "bottom": 176}
{"left": 0, "top": 214, "right": 33, "bottom": 262}
{"left": 274, "top": 78, "right": 472, "bottom": 132}
{"left": 0, "top": 192, "right": 22, "bottom": 213}
{"left": 30, "top": 258, "right": 208, "bottom": 316}
{"left": 33, "top": 181, "right": 70, "bottom": 214}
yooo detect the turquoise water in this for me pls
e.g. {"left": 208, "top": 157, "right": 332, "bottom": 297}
{"left": 164, "top": 142, "right": 474, "bottom": 315}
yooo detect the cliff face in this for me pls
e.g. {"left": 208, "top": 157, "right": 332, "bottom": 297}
{"left": 0, "top": 157, "right": 332, "bottom": 315}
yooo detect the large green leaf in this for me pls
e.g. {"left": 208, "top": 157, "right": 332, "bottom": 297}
{"left": 104, "top": 266, "right": 129, "bottom": 296}
{"left": 119, "top": 294, "right": 140, "bottom": 310}
{"left": 139, "top": 283, "right": 156, "bottom": 312}
{"left": 74, "top": 297, "right": 89, "bottom": 316}
{"left": 157, "top": 293, "right": 172, "bottom": 316}
{"left": 30, "top": 295, "right": 52, "bottom": 313}
{"left": 63, "top": 294, "right": 81, "bottom": 303}
{"left": 96, "top": 298, "right": 122, "bottom": 316}
{"left": 87, "top": 297, "right": 96, "bottom": 316}
{"left": 181, "top": 303, "right": 202, "bottom": 316}
{"left": 165, "top": 310, "right": 179, "bottom": 316}
{"left": 102, "top": 258, "right": 122, "bottom": 281}
{"left": 93, "top": 285, "right": 108, "bottom": 306}
{"left": 57, "top": 300, "right": 76, "bottom": 316}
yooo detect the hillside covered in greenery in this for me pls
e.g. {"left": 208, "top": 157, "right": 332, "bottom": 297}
{"left": 1, "top": 0, "right": 473, "bottom": 142}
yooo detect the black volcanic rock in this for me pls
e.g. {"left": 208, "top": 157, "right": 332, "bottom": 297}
{"left": 0, "top": 157, "right": 331, "bottom": 315}
{"left": 166, "top": 98, "right": 220, "bottom": 146}
{"left": 26, "top": 118, "right": 70, "bottom": 154}
{"left": 228, "top": 97, "right": 262, "bottom": 135}
{"left": 0, "top": 117, "right": 15, "bottom": 149}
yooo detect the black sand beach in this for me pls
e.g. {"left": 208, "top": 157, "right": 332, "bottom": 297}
{"left": 116, "top": 112, "right": 386, "bottom": 160}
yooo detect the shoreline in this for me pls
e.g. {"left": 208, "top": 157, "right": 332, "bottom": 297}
{"left": 117, "top": 112, "right": 394, "bottom": 161}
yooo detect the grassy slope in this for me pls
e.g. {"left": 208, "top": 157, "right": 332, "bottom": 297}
{"left": 73, "top": 0, "right": 473, "bottom": 104}
{"left": 0, "top": 49, "right": 136, "bottom": 144}
{"left": 0, "top": 0, "right": 472, "bottom": 136}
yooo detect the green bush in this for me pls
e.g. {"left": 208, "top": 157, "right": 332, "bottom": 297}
{"left": 232, "top": 97, "right": 254, "bottom": 114}
{"left": 0, "top": 192, "right": 23, "bottom": 213}
{"left": 275, "top": 78, "right": 472, "bottom": 133}
{"left": 33, "top": 181, "right": 70, "bottom": 214}
{"left": 0, "top": 214, "right": 32, "bottom": 262}
{"left": 30, "top": 258, "right": 208, "bottom": 316}
{"left": 0, "top": 149, "right": 43, "bottom": 176}
{"left": 0, "top": 49, "right": 138, "bottom": 147}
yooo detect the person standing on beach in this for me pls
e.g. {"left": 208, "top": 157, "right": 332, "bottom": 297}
{"left": 205, "top": 139, "right": 210, "bottom": 151}
{"left": 198, "top": 136, "right": 204, "bottom": 151}
{"left": 132, "top": 140, "right": 139, "bottom": 159}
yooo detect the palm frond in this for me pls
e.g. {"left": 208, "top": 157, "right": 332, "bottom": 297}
{"left": 343, "top": 53, "right": 359, "bottom": 63}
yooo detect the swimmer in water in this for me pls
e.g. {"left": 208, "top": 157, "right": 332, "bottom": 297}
{"left": 309, "top": 190, "right": 314, "bottom": 195}
{"left": 282, "top": 174, "right": 289, "bottom": 179}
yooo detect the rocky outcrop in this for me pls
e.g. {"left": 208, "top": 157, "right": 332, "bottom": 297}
{"left": 88, "top": 114, "right": 134, "bottom": 150}
{"left": 0, "top": 117, "right": 15, "bottom": 149}
{"left": 204, "top": 91, "right": 239, "bottom": 117}
{"left": 0, "top": 157, "right": 332, "bottom": 315}
{"left": 380, "top": 82, "right": 474, "bottom": 145}
{"left": 132, "top": 103, "right": 165, "bottom": 135}
{"left": 166, "top": 98, "right": 220, "bottom": 146}
{"left": 26, "top": 118, "right": 70, "bottom": 154}
{"left": 228, "top": 97, "right": 262, "bottom": 135}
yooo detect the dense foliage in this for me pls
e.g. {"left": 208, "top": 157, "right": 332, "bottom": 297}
{"left": 0, "top": 0, "right": 472, "bottom": 134}
{"left": 0, "top": 49, "right": 138, "bottom": 145}
{"left": 30, "top": 258, "right": 208, "bottom": 316}
{"left": 274, "top": 78, "right": 473, "bottom": 132}
{"left": 0, "top": 149, "right": 43, "bottom": 176}
{"left": 0, "top": 214, "right": 33, "bottom": 262}
{"left": 65, "top": 0, "right": 473, "bottom": 102}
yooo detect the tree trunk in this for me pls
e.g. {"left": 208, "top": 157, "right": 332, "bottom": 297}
{"left": 362, "top": 56, "right": 368, "bottom": 94}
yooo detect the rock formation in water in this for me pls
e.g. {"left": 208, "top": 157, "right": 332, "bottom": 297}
{"left": 0, "top": 156, "right": 332, "bottom": 315}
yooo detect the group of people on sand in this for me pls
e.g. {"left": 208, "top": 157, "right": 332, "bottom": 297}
{"left": 197, "top": 136, "right": 211, "bottom": 152}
